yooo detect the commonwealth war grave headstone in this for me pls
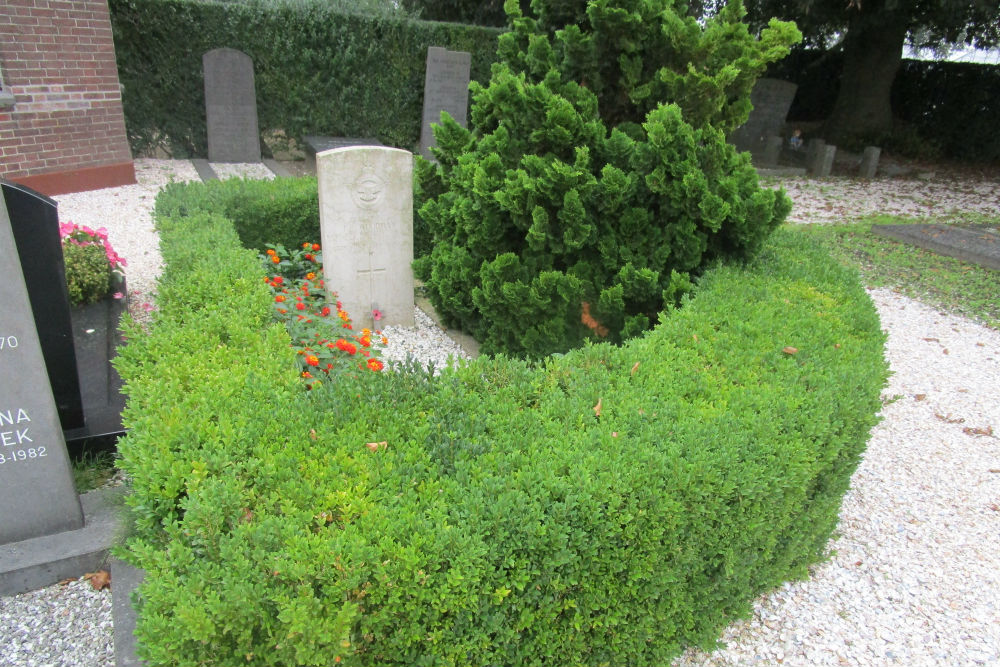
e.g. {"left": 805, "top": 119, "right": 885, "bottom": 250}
{"left": 317, "top": 146, "right": 414, "bottom": 330}
{"left": 419, "top": 47, "right": 472, "bottom": 160}
{"left": 0, "top": 187, "right": 84, "bottom": 545}
{"left": 860, "top": 146, "right": 881, "bottom": 179}
{"left": 3, "top": 180, "right": 84, "bottom": 432}
{"left": 203, "top": 47, "right": 261, "bottom": 163}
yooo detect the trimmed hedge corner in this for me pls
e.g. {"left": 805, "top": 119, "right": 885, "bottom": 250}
{"left": 115, "top": 179, "right": 888, "bottom": 666}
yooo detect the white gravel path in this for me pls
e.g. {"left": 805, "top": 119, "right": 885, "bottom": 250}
{"left": 2, "top": 162, "right": 997, "bottom": 666}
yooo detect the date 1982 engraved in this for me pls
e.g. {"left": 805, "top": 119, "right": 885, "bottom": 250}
{"left": 0, "top": 447, "right": 47, "bottom": 465}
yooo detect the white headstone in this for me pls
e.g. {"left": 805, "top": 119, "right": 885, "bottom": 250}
{"left": 419, "top": 47, "right": 472, "bottom": 160}
{"left": 317, "top": 146, "right": 414, "bottom": 330}
{"left": 0, "top": 189, "right": 83, "bottom": 546}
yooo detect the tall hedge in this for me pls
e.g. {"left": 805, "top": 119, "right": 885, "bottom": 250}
{"left": 114, "top": 178, "right": 888, "bottom": 666}
{"left": 415, "top": 0, "right": 801, "bottom": 358}
{"left": 109, "top": 0, "right": 502, "bottom": 156}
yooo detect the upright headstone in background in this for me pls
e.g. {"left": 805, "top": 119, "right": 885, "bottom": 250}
{"left": 730, "top": 78, "right": 798, "bottom": 156}
{"left": 0, "top": 188, "right": 84, "bottom": 545}
{"left": 859, "top": 146, "right": 881, "bottom": 179}
{"left": 810, "top": 144, "right": 837, "bottom": 178}
{"left": 419, "top": 47, "right": 472, "bottom": 160}
{"left": 317, "top": 146, "right": 414, "bottom": 330}
{"left": 203, "top": 48, "right": 261, "bottom": 163}
{"left": 3, "top": 180, "right": 84, "bottom": 432}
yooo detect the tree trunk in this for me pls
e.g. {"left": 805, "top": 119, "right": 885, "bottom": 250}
{"left": 824, "top": 9, "right": 908, "bottom": 146}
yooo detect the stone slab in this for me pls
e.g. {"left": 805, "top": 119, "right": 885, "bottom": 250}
{"left": 190, "top": 158, "right": 218, "bottom": 182}
{"left": 0, "top": 487, "right": 120, "bottom": 595}
{"left": 859, "top": 146, "right": 881, "bottom": 179}
{"left": 1, "top": 188, "right": 84, "bottom": 545}
{"left": 302, "top": 136, "right": 383, "bottom": 173}
{"left": 419, "top": 46, "right": 471, "bottom": 160}
{"left": 203, "top": 48, "right": 261, "bottom": 163}
{"left": 871, "top": 224, "right": 1000, "bottom": 272}
{"left": 263, "top": 158, "right": 293, "bottom": 178}
{"left": 112, "top": 557, "right": 145, "bottom": 667}
{"left": 318, "top": 146, "right": 414, "bottom": 330}
{"left": 730, "top": 78, "right": 797, "bottom": 155}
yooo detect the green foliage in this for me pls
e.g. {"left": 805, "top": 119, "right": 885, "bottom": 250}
{"left": 63, "top": 242, "right": 112, "bottom": 306}
{"left": 155, "top": 176, "right": 320, "bottom": 252}
{"left": 116, "top": 201, "right": 888, "bottom": 665}
{"left": 401, "top": 0, "right": 529, "bottom": 26}
{"left": 109, "top": 0, "right": 502, "bottom": 156}
{"left": 417, "top": 0, "right": 799, "bottom": 357}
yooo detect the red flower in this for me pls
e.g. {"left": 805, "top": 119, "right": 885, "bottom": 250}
{"left": 305, "top": 354, "right": 319, "bottom": 367}
{"left": 296, "top": 302, "right": 306, "bottom": 311}
{"left": 320, "top": 306, "right": 331, "bottom": 316}
{"left": 367, "top": 358, "right": 384, "bottom": 372}
{"left": 275, "top": 295, "right": 286, "bottom": 303}
{"left": 312, "top": 243, "right": 320, "bottom": 251}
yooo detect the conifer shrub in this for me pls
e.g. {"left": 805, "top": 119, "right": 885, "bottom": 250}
{"left": 115, "top": 174, "right": 888, "bottom": 666}
{"left": 416, "top": 0, "right": 801, "bottom": 357}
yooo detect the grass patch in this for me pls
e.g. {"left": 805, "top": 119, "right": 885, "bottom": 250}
{"left": 72, "top": 450, "right": 118, "bottom": 493}
{"left": 789, "top": 214, "right": 1000, "bottom": 330}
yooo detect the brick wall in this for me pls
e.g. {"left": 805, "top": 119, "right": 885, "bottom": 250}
{"left": 0, "top": 0, "right": 135, "bottom": 195}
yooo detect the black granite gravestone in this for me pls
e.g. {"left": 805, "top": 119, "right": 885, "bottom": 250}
{"left": 0, "top": 186, "right": 84, "bottom": 545}
{"left": 2, "top": 180, "right": 85, "bottom": 432}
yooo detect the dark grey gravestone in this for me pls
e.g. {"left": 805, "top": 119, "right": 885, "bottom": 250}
{"left": 859, "top": 146, "right": 881, "bottom": 179}
{"left": 203, "top": 48, "right": 261, "bottom": 163}
{"left": 0, "top": 188, "right": 84, "bottom": 546}
{"left": 871, "top": 224, "right": 1000, "bottom": 271}
{"left": 809, "top": 143, "right": 836, "bottom": 177}
{"left": 730, "top": 78, "right": 798, "bottom": 156}
{"left": 3, "top": 180, "right": 84, "bottom": 432}
{"left": 419, "top": 46, "right": 471, "bottom": 160}
{"left": 762, "top": 135, "right": 783, "bottom": 166}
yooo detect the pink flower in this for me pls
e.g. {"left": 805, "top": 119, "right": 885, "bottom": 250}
{"left": 372, "top": 309, "right": 383, "bottom": 321}
{"left": 141, "top": 302, "right": 155, "bottom": 312}
{"left": 112, "top": 292, "right": 124, "bottom": 300}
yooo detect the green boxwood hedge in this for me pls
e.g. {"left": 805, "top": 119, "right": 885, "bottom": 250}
{"left": 115, "top": 180, "right": 888, "bottom": 666}
{"left": 109, "top": 0, "right": 502, "bottom": 157}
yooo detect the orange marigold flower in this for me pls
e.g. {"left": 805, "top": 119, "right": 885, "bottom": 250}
{"left": 301, "top": 371, "right": 313, "bottom": 378}
{"left": 306, "top": 272, "right": 316, "bottom": 281}
{"left": 266, "top": 248, "right": 276, "bottom": 256}
{"left": 271, "top": 255, "right": 280, "bottom": 264}
{"left": 367, "top": 358, "right": 384, "bottom": 372}
{"left": 277, "top": 308, "right": 287, "bottom": 314}
{"left": 302, "top": 242, "right": 311, "bottom": 249}
{"left": 312, "top": 243, "right": 320, "bottom": 251}
{"left": 381, "top": 337, "right": 388, "bottom": 345}
{"left": 275, "top": 295, "right": 286, "bottom": 302}
{"left": 338, "top": 310, "right": 349, "bottom": 321}
{"left": 305, "top": 354, "right": 319, "bottom": 367}
{"left": 360, "top": 336, "right": 371, "bottom": 347}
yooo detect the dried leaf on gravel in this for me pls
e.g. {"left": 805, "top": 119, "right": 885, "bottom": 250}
{"left": 962, "top": 425, "right": 994, "bottom": 437}
{"left": 936, "top": 413, "right": 966, "bottom": 424}
{"left": 84, "top": 570, "right": 111, "bottom": 591}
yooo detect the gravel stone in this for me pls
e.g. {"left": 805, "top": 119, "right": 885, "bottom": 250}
{"left": 3, "top": 161, "right": 996, "bottom": 666}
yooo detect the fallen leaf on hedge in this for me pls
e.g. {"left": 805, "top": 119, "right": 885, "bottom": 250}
{"left": 365, "top": 441, "right": 387, "bottom": 452}
{"left": 630, "top": 362, "right": 639, "bottom": 376}
{"left": 593, "top": 398, "right": 602, "bottom": 418}
{"left": 309, "top": 429, "right": 317, "bottom": 440}
{"left": 692, "top": 334, "right": 698, "bottom": 342}
{"left": 782, "top": 346, "right": 798, "bottom": 355}
{"left": 962, "top": 425, "right": 994, "bottom": 437}
{"left": 834, "top": 343, "right": 841, "bottom": 349}
{"left": 612, "top": 432, "right": 618, "bottom": 438}
{"left": 241, "top": 508, "right": 254, "bottom": 523}
{"left": 84, "top": 570, "right": 111, "bottom": 591}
